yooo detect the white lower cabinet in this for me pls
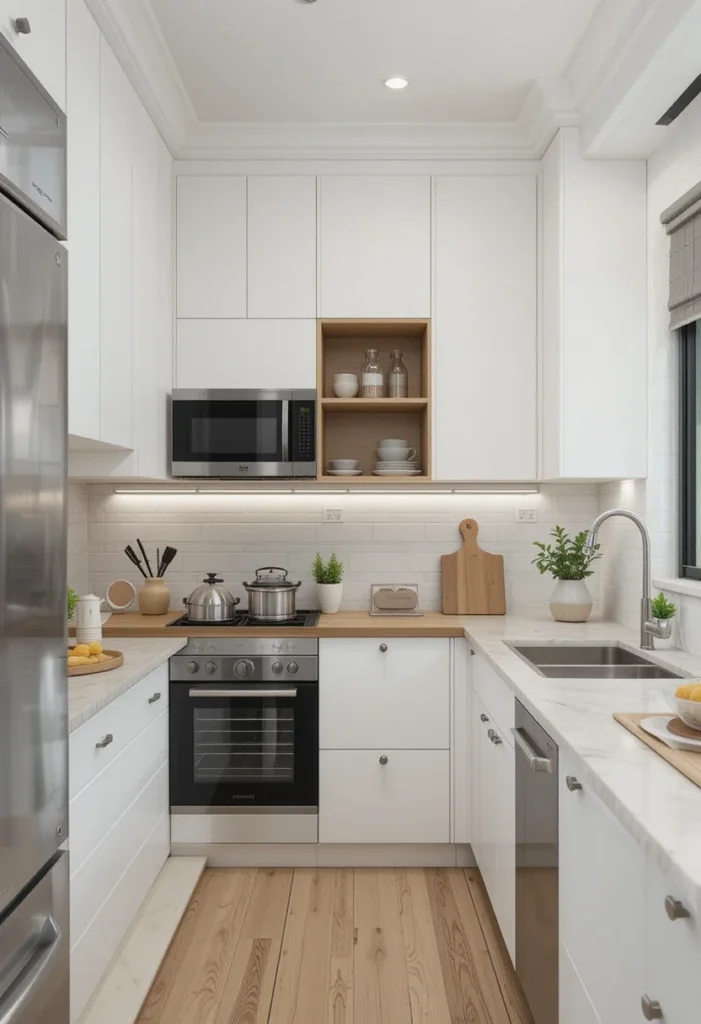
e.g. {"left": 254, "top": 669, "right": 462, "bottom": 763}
{"left": 643, "top": 857, "right": 701, "bottom": 1023}
{"left": 559, "top": 751, "right": 645, "bottom": 1023}
{"left": 471, "top": 690, "right": 515, "bottom": 961}
{"left": 560, "top": 942, "right": 602, "bottom": 1024}
{"left": 69, "top": 664, "right": 169, "bottom": 1022}
{"left": 319, "top": 749, "right": 450, "bottom": 844}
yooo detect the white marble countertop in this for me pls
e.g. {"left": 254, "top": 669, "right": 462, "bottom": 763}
{"left": 68, "top": 637, "right": 187, "bottom": 731}
{"left": 459, "top": 614, "right": 701, "bottom": 903}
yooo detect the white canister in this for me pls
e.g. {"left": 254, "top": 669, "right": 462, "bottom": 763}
{"left": 549, "top": 580, "right": 593, "bottom": 623}
{"left": 75, "top": 593, "right": 111, "bottom": 644}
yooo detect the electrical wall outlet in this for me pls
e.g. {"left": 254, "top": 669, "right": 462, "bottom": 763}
{"left": 322, "top": 507, "right": 344, "bottom": 523}
{"left": 515, "top": 508, "right": 538, "bottom": 523}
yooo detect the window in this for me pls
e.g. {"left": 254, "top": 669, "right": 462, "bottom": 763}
{"left": 680, "top": 321, "right": 701, "bottom": 578}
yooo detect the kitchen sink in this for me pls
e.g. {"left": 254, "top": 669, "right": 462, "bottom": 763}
{"left": 509, "top": 644, "right": 682, "bottom": 680}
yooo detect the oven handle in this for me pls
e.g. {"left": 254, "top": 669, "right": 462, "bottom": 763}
{"left": 188, "top": 688, "right": 298, "bottom": 698}
{"left": 281, "top": 399, "right": 290, "bottom": 463}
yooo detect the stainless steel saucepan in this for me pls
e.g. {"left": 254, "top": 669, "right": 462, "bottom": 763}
{"left": 183, "top": 573, "right": 240, "bottom": 622}
{"left": 242, "top": 566, "right": 301, "bottom": 622}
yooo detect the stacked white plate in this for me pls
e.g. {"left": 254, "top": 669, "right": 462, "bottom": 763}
{"left": 373, "top": 461, "right": 422, "bottom": 476}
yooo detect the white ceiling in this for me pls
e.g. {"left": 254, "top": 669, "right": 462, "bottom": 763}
{"left": 148, "top": 0, "right": 602, "bottom": 124}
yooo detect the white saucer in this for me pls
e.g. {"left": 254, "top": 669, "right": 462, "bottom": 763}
{"left": 638, "top": 715, "right": 701, "bottom": 752}
{"left": 373, "top": 469, "right": 422, "bottom": 476}
{"left": 327, "top": 469, "right": 363, "bottom": 476}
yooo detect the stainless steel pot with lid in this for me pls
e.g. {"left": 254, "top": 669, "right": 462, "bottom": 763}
{"left": 183, "top": 572, "right": 240, "bottom": 622}
{"left": 242, "top": 566, "right": 301, "bottom": 622}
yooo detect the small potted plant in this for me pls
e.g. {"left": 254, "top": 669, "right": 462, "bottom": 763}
{"left": 532, "top": 526, "right": 601, "bottom": 622}
{"left": 67, "top": 586, "right": 78, "bottom": 622}
{"left": 651, "top": 592, "right": 676, "bottom": 647}
{"left": 312, "top": 552, "right": 344, "bottom": 614}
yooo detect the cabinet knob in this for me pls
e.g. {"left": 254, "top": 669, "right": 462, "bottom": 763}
{"left": 379, "top": 644, "right": 388, "bottom": 653}
{"left": 148, "top": 692, "right": 161, "bottom": 704}
{"left": 641, "top": 995, "right": 663, "bottom": 1020}
{"left": 13, "top": 17, "right": 31, "bottom": 34}
{"left": 480, "top": 713, "right": 490, "bottom": 723}
{"left": 566, "top": 775, "right": 583, "bottom": 792}
{"left": 379, "top": 755, "right": 389, "bottom": 765}
{"left": 487, "top": 729, "right": 503, "bottom": 745}
{"left": 95, "top": 733, "right": 114, "bottom": 750}
{"left": 665, "top": 895, "right": 691, "bottom": 921}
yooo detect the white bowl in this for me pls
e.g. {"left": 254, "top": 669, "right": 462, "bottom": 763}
{"left": 330, "top": 459, "right": 359, "bottom": 471}
{"left": 333, "top": 380, "right": 359, "bottom": 398}
{"left": 378, "top": 438, "right": 407, "bottom": 448}
{"left": 334, "top": 373, "right": 358, "bottom": 381}
{"left": 376, "top": 448, "right": 415, "bottom": 461}
{"left": 666, "top": 683, "right": 701, "bottom": 731}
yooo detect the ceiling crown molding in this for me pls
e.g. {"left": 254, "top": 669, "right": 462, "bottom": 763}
{"left": 85, "top": 0, "right": 197, "bottom": 151}
{"left": 518, "top": 79, "right": 580, "bottom": 157}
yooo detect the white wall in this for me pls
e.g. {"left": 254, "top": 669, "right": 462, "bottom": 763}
{"left": 68, "top": 483, "right": 89, "bottom": 595}
{"left": 67, "top": 484, "right": 602, "bottom": 615}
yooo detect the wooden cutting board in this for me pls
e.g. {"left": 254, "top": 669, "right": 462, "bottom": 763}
{"left": 614, "top": 713, "right": 701, "bottom": 789}
{"left": 441, "top": 518, "right": 506, "bottom": 615}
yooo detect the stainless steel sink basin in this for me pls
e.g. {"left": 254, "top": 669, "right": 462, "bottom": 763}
{"left": 509, "top": 644, "right": 681, "bottom": 680}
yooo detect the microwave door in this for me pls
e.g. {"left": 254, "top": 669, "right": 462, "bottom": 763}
{"left": 171, "top": 395, "right": 292, "bottom": 477}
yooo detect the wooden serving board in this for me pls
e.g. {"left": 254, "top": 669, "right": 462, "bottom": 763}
{"left": 614, "top": 713, "right": 701, "bottom": 789}
{"left": 68, "top": 650, "right": 124, "bottom": 677}
{"left": 441, "top": 518, "right": 506, "bottom": 615}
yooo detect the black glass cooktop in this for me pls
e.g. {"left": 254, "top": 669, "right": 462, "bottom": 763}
{"left": 168, "top": 610, "right": 320, "bottom": 629}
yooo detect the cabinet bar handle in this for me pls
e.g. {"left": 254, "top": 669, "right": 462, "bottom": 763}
{"left": 148, "top": 692, "right": 162, "bottom": 704}
{"left": 566, "top": 775, "right": 583, "bottom": 792}
{"left": 95, "top": 734, "right": 113, "bottom": 749}
{"left": 665, "top": 896, "right": 690, "bottom": 921}
{"left": 641, "top": 995, "right": 663, "bottom": 1020}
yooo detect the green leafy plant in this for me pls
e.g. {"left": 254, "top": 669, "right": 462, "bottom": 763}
{"left": 312, "top": 552, "right": 344, "bottom": 585}
{"left": 532, "top": 526, "right": 601, "bottom": 581}
{"left": 67, "top": 587, "right": 79, "bottom": 621}
{"left": 651, "top": 592, "right": 676, "bottom": 619}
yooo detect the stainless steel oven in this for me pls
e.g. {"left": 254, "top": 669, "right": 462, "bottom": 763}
{"left": 170, "top": 638, "right": 318, "bottom": 844}
{"left": 171, "top": 389, "right": 316, "bottom": 478}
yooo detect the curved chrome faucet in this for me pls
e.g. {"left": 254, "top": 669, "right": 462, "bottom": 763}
{"left": 586, "top": 508, "right": 668, "bottom": 651}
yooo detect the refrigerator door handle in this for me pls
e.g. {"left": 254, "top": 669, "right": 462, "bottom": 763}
{"left": 0, "top": 915, "right": 62, "bottom": 1024}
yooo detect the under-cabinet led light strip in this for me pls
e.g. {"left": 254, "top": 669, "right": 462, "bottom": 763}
{"left": 112, "top": 486, "right": 540, "bottom": 496}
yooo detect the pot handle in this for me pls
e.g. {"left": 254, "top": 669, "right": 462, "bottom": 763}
{"left": 255, "top": 566, "right": 288, "bottom": 580}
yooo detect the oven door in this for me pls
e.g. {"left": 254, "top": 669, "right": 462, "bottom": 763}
{"left": 171, "top": 389, "right": 291, "bottom": 477}
{"left": 170, "top": 681, "right": 318, "bottom": 811}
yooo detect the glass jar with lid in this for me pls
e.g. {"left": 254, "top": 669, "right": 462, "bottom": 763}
{"left": 387, "top": 350, "right": 409, "bottom": 398}
{"left": 360, "top": 349, "right": 384, "bottom": 398}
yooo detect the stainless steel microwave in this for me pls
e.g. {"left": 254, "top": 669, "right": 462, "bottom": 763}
{"left": 170, "top": 389, "right": 316, "bottom": 478}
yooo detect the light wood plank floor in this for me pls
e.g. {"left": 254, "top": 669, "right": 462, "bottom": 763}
{"left": 137, "top": 868, "right": 534, "bottom": 1024}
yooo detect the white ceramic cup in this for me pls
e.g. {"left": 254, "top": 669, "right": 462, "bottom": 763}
{"left": 330, "top": 459, "right": 359, "bottom": 470}
{"left": 376, "top": 447, "right": 416, "bottom": 461}
{"left": 333, "top": 374, "right": 359, "bottom": 398}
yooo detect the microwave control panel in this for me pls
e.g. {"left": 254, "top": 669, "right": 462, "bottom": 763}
{"left": 292, "top": 402, "right": 316, "bottom": 462}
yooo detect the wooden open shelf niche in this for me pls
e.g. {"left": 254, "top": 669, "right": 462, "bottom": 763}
{"left": 317, "top": 319, "right": 432, "bottom": 482}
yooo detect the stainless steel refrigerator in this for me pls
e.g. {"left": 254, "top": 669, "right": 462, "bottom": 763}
{"left": 0, "top": 31, "right": 69, "bottom": 1024}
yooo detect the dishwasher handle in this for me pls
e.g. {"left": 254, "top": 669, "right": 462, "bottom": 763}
{"left": 0, "top": 916, "right": 62, "bottom": 1024}
{"left": 512, "top": 727, "right": 554, "bottom": 773}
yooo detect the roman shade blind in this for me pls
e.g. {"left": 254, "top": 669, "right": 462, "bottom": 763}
{"left": 662, "top": 180, "right": 701, "bottom": 329}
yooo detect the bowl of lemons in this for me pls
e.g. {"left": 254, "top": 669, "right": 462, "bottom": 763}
{"left": 667, "top": 681, "right": 701, "bottom": 731}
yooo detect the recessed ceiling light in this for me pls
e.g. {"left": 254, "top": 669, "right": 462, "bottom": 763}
{"left": 384, "top": 76, "right": 409, "bottom": 90}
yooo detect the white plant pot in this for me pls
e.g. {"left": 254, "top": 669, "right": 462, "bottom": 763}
{"left": 549, "top": 579, "right": 593, "bottom": 623}
{"left": 317, "top": 582, "right": 343, "bottom": 614}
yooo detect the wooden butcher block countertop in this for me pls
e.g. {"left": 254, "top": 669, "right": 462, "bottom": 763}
{"left": 77, "top": 610, "right": 468, "bottom": 639}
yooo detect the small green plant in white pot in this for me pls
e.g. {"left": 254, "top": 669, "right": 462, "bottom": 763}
{"left": 651, "top": 592, "right": 676, "bottom": 647}
{"left": 312, "top": 553, "right": 344, "bottom": 614}
{"left": 532, "top": 526, "right": 601, "bottom": 622}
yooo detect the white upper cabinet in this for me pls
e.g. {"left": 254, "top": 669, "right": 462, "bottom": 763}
{"left": 433, "top": 175, "right": 537, "bottom": 481}
{"left": 0, "top": 0, "right": 66, "bottom": 109}
{"left": 176, "top": 176, "right": 247, "bottom": 319}
{"left": 247, "top": 176, "right": 316, "bottom": 318}
{"left": 99, "top": 39, "right": 133, "bottom": 450}
{"left": 319, "top": 176, "right": 431, "bottom": 318}
{"left": 176, "top": 319, "right": 316, "bottom": 390}
{"left": 66, "top": 0, "right": 99, "bottom": 442}
{"left": 541, "top": 127, "right": 647, "bottom": 480}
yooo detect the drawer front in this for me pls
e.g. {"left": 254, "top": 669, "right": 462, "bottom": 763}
{"left": 70, "top": 812, "right": 169, "bottom": 1023}
{"left": 319, "top": 638, "right": 449, "bottom": 749}
{"left": 319, "top": 749, "right": 450, "bottom": 844}
{"left": 70, "top": 663, "right": 168, "bottom": 798}
{"left": 645, "top": 856, "right": 701, "bottom": 1022}
{"left": 470, "top": 649, "right": 514, "bottom": 739}
{"left": 70, "top": 760, "right": 168, "bottom": 944}
{"left": 560, "top": 942, "right": 602, "bottom": 1024}
{"left": 70, "top": 709, "right": 168, "bottom": 875}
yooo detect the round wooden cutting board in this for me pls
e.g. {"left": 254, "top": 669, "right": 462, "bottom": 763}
{"left": 68, "top": 650, "right": 124, "bottom": 677}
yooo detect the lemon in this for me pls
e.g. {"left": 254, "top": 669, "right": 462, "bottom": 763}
{"left": 689, "top": 686, "right": 701, "bottom": 702}
{"left": 73, "top": 644, "right": 90, "bottom": 658}
{"left": 676, "top": 683, "right": 697, "bottom": 699}
{"left": 88, "top": 642, "right": 103, "bottom": 656}
{"left": 68, "top": 656, "right": 90, "bottom": 666}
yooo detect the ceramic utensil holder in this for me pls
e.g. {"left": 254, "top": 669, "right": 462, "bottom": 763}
{"left": 138, "top": 577, "right": 171, "bottom": 615}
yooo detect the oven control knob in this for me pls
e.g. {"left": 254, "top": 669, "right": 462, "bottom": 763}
{"left": 287, "top": 661, "right": 299, "bottom": 674}
{"left": 205, "top": 662, "right": 216, "bottom": 675}
{"left": 187, "top": 661, "right": 199, "bottom": 674}
{"left": 234, "top": 658, "right": 255, "bottom": 679}
{"left": 272, "top": 662, "right": 284, "bottom": 674}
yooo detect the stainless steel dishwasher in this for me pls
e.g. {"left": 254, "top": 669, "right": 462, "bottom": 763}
{"left": 513, "top": 701, "right": 559, "bottom": 1024}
